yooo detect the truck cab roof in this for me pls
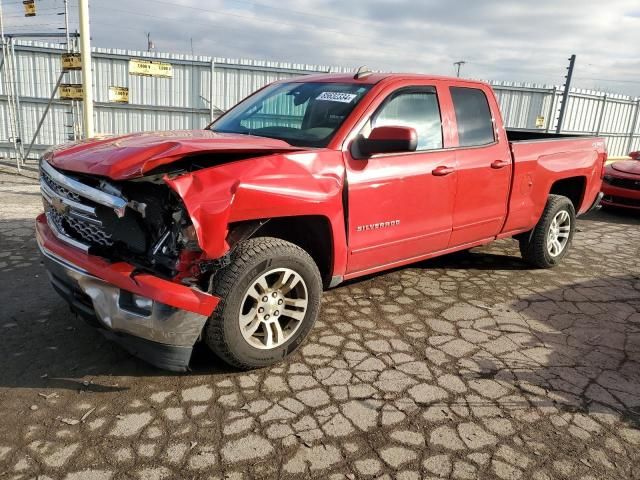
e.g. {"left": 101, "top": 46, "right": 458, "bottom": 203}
{"left": 285, "top": 72, "right": 490, "bottom": 87}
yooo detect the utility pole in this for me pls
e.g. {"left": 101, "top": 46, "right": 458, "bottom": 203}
{"left": 0, "top": 0, "right": 5, "bottom": 41}
{"left": 78, "top": 0, "right": 94, "bottom": 138}
{"left": 147, "top": 32, "right": 154, "bottom": 52}
{"left": 454, "top": 60, "right": 466, "bottom": 77}
{"left": 556, "top": 54, "right": 576, "bottom": 134}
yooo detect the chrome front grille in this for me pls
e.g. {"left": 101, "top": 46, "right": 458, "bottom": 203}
{"left": 46, "top": 208, "right": 113, "bottom": 248}
{"left": 46, "top": 208, "right": 67, "bottom": 234}
{"left": 606, "top": 177, "right": 640, "bottom": 191}
{"left": 65, "top": 211, "right": 113, "bottom": 246}
{"left": 40, "top": 162, "right": 123, "bottom": 250}
{"left": 41, "top": 168, "right": 82, "bottom": 202}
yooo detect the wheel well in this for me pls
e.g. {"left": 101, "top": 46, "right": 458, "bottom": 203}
{"left": 234, "top": 216, "right": 334, "bottom": 286}
{"left": 549, "top": 176, "right": 586, "bottom": 211}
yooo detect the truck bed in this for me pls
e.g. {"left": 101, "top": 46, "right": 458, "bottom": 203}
{"left": 502, "top": 134, "right": 606, "bottom": 236}
{"left": 506, "top": 128, "right": 588, "bottom": 142}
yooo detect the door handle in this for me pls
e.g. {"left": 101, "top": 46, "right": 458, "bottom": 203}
{"left": 432, "top": 165, "right": 455, "bottom": 176}
{"left": 491, "top": 159, "right": 510, "bottom": 169}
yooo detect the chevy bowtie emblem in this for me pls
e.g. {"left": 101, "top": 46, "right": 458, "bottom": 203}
{"left": 50, "top": 196, "right": 69, "bottom": 214}
{"left": 356, "top": 220, "right": 400, "bottom": 232}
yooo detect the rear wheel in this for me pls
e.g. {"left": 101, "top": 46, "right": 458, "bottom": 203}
{"left": 519, "top": 195, "right": 576, "bottom": 268}
{"left": 205, "top": 237, "right": 322, "bottom": 369}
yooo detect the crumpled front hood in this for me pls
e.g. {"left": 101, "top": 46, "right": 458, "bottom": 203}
{"left": 611, "top": 160, "right": 640, "bottom": 176}
{"left": 45, "top": 130, "right": 303, "bottom": 180}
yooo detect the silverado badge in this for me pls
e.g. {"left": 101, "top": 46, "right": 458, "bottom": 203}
{"left": 356, "top": 220, "right": 400, "bottom": 232}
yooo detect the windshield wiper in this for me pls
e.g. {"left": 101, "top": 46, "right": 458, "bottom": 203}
{"left": 209, "top": 128, "right": 296, "bottom": 146}
{"left": 210, "top": 128, "right": 251, "bottom": 136}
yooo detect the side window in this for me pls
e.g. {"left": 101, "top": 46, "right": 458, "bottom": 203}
{"left": 371, "top": 88, "right": 443, "bottom": 151}
{"left": 450, "top": 87, "right": 495, "bottom": 147}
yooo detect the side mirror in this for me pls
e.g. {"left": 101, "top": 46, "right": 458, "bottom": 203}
{"left": 358, "top": 126, "right": 418, "bottom": 157}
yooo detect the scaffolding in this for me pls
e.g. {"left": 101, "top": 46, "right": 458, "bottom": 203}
{"left": 0, "top": 0, "right": 80, "bottom": 172}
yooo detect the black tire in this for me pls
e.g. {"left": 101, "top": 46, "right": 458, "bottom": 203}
{"left": 519, "top": 194, "right": 576, "bottom": 269}
{"left": 204, "top": 237, "right": 322, "bottom": 369}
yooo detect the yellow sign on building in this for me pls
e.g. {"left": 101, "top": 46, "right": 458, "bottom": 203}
{"left": 60, "top": 84, "right": 83, "bottom": 100}
{"left": 129, "top": 59, "right": 173, "bottom": 78}
{"left": 23, "top": 0, "right": 36, "bottom": 17}
{"left": 61, "top": 53, "right": 82, "bottom": 71}
{"left": 535, "top": 116, "right": 545, "bottom": 128}
{"left": 108, "top": 86, "right": 129, "bottom": 103}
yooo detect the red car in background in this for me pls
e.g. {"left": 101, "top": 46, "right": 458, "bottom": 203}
{"left": 602, "top": 151, "right": 640, "bottom": 210}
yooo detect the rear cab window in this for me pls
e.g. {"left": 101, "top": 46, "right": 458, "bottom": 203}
{"left": 449, "top": 87, "right": 495, "bottom": 147}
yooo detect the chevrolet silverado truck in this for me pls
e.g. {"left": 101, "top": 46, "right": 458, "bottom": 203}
{"left": 36, "top": 72, "right": 606, "bottom": 371}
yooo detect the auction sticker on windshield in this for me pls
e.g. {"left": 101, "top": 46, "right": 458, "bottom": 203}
{"left": 316, "top": 92, "right": 358, "bottom": 103}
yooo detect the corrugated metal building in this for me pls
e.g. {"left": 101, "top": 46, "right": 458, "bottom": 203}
{"left": 1, "top": 41, "right": 639, "bottom": 160}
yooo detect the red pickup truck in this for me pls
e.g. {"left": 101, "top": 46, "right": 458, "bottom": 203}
{"left": 36, "top": 73, "right": 606, "bottom": 371}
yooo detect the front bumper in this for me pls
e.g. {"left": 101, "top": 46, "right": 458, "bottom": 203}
{"left": 601, "top": 182, "right": 640, "bottom": 210}
{"left": 36, "top": 214, "right": 220, "bottom": 371}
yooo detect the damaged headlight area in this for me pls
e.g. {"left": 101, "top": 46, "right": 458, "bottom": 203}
{"left": 93, "top": 181, "right": 199, "bottom": 276}
{"left": 40, "top": 160, "right": 214, "bottom": 286}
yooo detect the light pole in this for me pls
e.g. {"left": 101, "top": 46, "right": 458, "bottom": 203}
{"left": 78, "top": 0, "right": 94, "bottom": 138}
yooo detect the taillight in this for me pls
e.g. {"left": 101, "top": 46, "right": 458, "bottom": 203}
{"left": 600, "top": 152, "right": 608, "bottom": 179}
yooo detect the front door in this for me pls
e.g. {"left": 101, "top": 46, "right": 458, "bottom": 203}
{"left": 344, "top": 86, "right": 457, "bottom": 275}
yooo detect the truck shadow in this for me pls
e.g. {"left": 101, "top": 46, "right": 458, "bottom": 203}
{"left": 0, "top": 300, "right": 237, "bottom": 394}
{"left": 581, "top": 207, "right": 640, "bottom": 226}
{"left": 339, "top": 246, "right": 528, "bottom": 291}
{"left": 0, "top": 316, "right": 238, "bottom": 395}
{"left": 424, "top": 248, "right": 528, "bottom": 271}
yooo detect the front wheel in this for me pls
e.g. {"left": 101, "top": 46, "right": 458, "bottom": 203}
{"left": 204, "top": 237, "right": 322, "bottom": 369}
{"left": 519, "top": 194, "right": 576, "bottom": 268}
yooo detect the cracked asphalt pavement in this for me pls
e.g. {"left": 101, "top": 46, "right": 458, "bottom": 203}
{"left": 1, "top": 167, "right": 640, "bottom": 479}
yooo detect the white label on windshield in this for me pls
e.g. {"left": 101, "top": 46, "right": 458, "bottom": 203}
{"left": 316, "top": 91, "right": 358, "bottom": 103}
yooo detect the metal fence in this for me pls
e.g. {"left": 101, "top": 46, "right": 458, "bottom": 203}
{"left": 0, "top": 40, "right": 351, "bottom": 162}
{"left": 1, "top": 41, "right": 639, "bottom": 162}
{"left": 493, "top": 81, "right": 640, "bottom": 156}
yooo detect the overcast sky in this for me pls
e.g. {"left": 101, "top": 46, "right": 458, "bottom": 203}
{"left": 3, "top": 0, "right": 640, "bottom": 96}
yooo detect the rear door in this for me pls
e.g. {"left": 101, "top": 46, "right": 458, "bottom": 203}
{"left": 447, "top": 85, "right": 513, "bottom": 246}
{"left": 344, "top": 82, "right": 457, "bottom": 275}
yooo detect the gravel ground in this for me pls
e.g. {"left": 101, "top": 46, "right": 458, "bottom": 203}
{"left": 1, "top": 165, "right": 640, "bottom": 480}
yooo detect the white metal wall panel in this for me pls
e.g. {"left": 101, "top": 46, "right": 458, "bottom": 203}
{"left": 1, "top": 40, "right": 638, "bottom": 160}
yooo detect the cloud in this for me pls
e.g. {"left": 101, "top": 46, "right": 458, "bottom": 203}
{"left": 2, "top": 0, "right": 639, "bottom": 95}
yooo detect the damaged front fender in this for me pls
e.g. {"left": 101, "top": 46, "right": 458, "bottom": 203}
{"left": 165, "top": 169, "right": 237, "bottom": 260}
{"left": 164, "top": 150, "right": 348, "bottom": 274}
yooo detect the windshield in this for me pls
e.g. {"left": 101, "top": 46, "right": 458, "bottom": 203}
{"left": 209, "top": 82, "right": 373, "bottom": 147}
